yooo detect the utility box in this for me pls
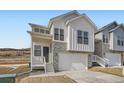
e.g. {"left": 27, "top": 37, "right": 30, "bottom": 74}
{"left": 0, "top": 74, "right": 16, "bottom": 83}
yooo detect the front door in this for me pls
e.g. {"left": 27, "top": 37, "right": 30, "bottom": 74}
{"left": 43, "top": 47, "right": 49, "bottom": 62}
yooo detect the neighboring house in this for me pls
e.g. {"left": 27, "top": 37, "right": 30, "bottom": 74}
{"left": 95, "top": 21, "right": 124, "bottom": 66}
{"left": 28, "top": 11, "right": 97, "bottom": 72}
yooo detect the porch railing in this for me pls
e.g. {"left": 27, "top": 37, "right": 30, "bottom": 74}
{"left": 88, "top": 55, "right": 110, "bottom": 67}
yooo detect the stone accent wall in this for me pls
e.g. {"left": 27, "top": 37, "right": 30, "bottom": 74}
{"left": 94, "top": 40, "right": 102, "bottom": 57}
{"left": 102, "top": 43, "right": 110, "bottom": 57}
{"left": 95, "top": 39, "right": 113, "bottom": 57}
{"left": 52, "top": 42, "right": 67, "bottom": 71}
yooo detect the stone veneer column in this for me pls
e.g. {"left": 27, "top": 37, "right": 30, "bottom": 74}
{"left": 52, "top": 42, "right": 67, "bottom": 71}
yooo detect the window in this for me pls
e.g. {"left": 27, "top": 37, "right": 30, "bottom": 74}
{"left": 34, "top": 45, "right": 41, "bottom": 56}
{"left": 106, "top": 38, "right": 108, "bottom": 43}
{"left": 77, "top": 30, "right": 83, "bottom": 44}
{"left": 46, "top": 30, "right": 49, "bottom": 34}
{"left": 84, "top": 32, "right": 89, "bottom": 44}
{"left": 54, "top": 28, "right": 64, "bottom": 41}
{"left": 77, "top": 30, "right": 89, "bottom": 44}
{"left": 117, "top": 36, "right": 124, "bottom": 46}
{"left": 34, "top": 28, "right": 39, "bottom": 32}
{"left": 40, "top": 29, "right": 44, "bottom": 33}
{"left": 60, "top": 29, "right": 64, "bottom": 41}
{"left": 117, "top": 40, "right": 120, "bottom": 46}
{"left": 103, "top": 35, "right": 105, "bottom": 43}
{"left": 103, "top": 34, "right": 108, "bottom": 43}
{"left": 54, "top": 28, "right": 59, "bottom": 40}
{"left": 121, "top": 41, "right": 123, "bottom": 46}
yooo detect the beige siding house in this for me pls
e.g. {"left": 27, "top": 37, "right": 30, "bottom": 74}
{"left": 95, "top": 21, "right": 124, "bottom": 66}
{"left": 28, "top": 11, "right": 97, "bottom": 72}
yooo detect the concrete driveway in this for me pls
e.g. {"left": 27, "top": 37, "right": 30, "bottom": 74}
{"left": 29, "top": 71, "right": 124, "bottom": 83}
{"left": 65, "top": 71, "right": 124, "bottom": 83}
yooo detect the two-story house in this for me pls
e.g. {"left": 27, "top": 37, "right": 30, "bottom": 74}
{"left": 95, "top": 21, "right": 124, "bottom": 66}
{"left": 28, "top": 11, "right": 97, "bottom": 72}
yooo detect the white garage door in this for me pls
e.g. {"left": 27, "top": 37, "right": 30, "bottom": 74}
{"left": 58, "top": 53, "right": 88, "bottom": 71}
{"left": 105, "top": 53, "right": 121, "bottom": 66}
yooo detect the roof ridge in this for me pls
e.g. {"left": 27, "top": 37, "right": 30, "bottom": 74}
{"left": 49, "top": 10, "right": 80, "bottom": 21}
{"left": 99, "top": 21, "right": 118, "bottom": 31}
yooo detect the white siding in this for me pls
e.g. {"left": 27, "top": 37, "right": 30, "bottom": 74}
{"left": 58, "top": 53, "right": 88, "bottom": 71}
{"left": 112, "top": 27, "right": 124, "bottom": 51}
{"left": 50, "top": 13, "right": 79, "bottom": 42}
{"left": 109, "top": 32, "right": 114, "bottom": 50}
{"left": 105, "top": 53, "right": 121, "bottom": 66}
{"left": 95, "top": 32, "right": 103, "bottom": 40}
{"left": 67, "top": 17, "right": 95, "bottom": 52}
{"left": 31, "top": 37, "right": 51, "bottom": 66}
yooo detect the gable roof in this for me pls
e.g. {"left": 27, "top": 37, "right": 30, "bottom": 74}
{"left": 50, "top": 10, "right": 80, "bottom": 21}
{"left": 66, "top": 14, "right": 98, "bottom": 31}
{"left": 95, "top": 21, "right": 118, "bottom": 34}
{"left": 48, "top": 10, "right": 80, "bottom": 28}
{"left": 109, "top": 24, "right": 124, "bottom": 33}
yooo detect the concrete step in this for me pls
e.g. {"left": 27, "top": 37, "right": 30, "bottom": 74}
{"left": 46, "top": 63, "right": 54, "bottom": 73}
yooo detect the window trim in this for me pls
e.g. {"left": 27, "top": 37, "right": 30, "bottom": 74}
{"left": 54, "top": 28, "right": 64, "bottom": 41}
{"left": 34, "top": 28, "right": 40, "bottom": 32}
{"left": 40, "top": 29, "right": 44, "bottom": 33}
{"left": 54, "top": 28, "right": 59, "bottom": 40}
{"left": 103, "top": 34, "right": 108, "bottom": 43}
{"left": 84, "top": 32, "right": 89, "bottom": 44}
{"left": 77, "top": 30, "right": 83, "bottom": 44}
{"left": 117, "top": 40, "right": 121, "bottom": 46}
{"left": 60, "top": 29, "right": 64, "bottom": 41}
{"left": 34, "top": 45, "right": 41, "bottom": 57}
{"left": 77, "top": 30, "right": 89, "bottom": 45}
{"left": 117, "top": 36, "right": 124, "bottom": 46}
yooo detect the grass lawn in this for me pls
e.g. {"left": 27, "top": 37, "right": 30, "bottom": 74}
{"left": 19, "top": 75, "right": 76, "bottom": 83}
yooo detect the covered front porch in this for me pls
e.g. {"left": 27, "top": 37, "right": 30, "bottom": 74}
{"left": 28, "top": 31, "right": 54, "bottom": 72}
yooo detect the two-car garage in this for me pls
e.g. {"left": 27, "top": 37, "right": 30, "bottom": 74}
{"left": 58, "top": 53, "right": 88, "bottom": 71}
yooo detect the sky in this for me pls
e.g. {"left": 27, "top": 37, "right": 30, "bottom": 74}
{"left": 0, "top": 10, "right": 124, "bottom": 49}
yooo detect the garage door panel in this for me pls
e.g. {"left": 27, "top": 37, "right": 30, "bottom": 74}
{"left": 58, "top": 53, "right": 88, "bottom": 71}
{"left": 105, "top": 53, "right": 121, "bottom": 66}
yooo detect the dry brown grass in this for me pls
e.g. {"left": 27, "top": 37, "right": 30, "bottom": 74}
{"left": 0, "top": 65, "right": 30, "bottom": 74}
{"left": 89, "top": 67, "right": 123, "bottom": 77}
{"left": 0, "top": 61, "right": 29, "bottom": 65}
{"left": 20, "top": 75, "right": 76, "bottom": 83}
{"left": 0, "top": 67, "right": 13, "bottom": 74}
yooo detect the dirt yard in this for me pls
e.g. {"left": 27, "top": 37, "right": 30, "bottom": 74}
{"left": 0, "top": 65, "right": 30, "bottom": 74}
{"left": 89, "top": 67, "right": 124, "bottom": 77}
{"left": 19, "top": 75, "right": 76, "bottom": 83}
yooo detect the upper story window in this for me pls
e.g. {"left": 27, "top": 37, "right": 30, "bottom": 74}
{"left": 117, "top": 36, "right": 124, "bottom": 46}
{"left": 34, "top": 27, "right": 49, "bottom": 34}
{"left": 84, "top": 32, "right": 89, "bottom": 44}
{"left": 77, "top": 30, "right": 83, "bottom": 44}
{"left": 46, "top": 30, "right": 49, "bottom": 34}
{"left": 103, "top": 34, "right": 108, "bottom": 43}
{"left": 40, "top": 29, "right": 44, "bottom": 33}
{"left": 117, "top": 40, "right": 121, "bottom": 46}
{"left": 77, "top": 30, "right": 89, "bottom": 45}
{"left": 54, "top": 28, "right": 59, "bottom": 40}
{"left": 54, "top": 28, "right": 64, "bottom": 41}
{"left": 60, "top": 29, "right": 64, "bottom": 41}
{"left": 34, "top": 45, "right": 41, "bottom": 56}
{"left": 34, "top": 28, "right": 39, "bottom": 32}
{"left": 121, "top": 41, "right": 124, "bottom": 46}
